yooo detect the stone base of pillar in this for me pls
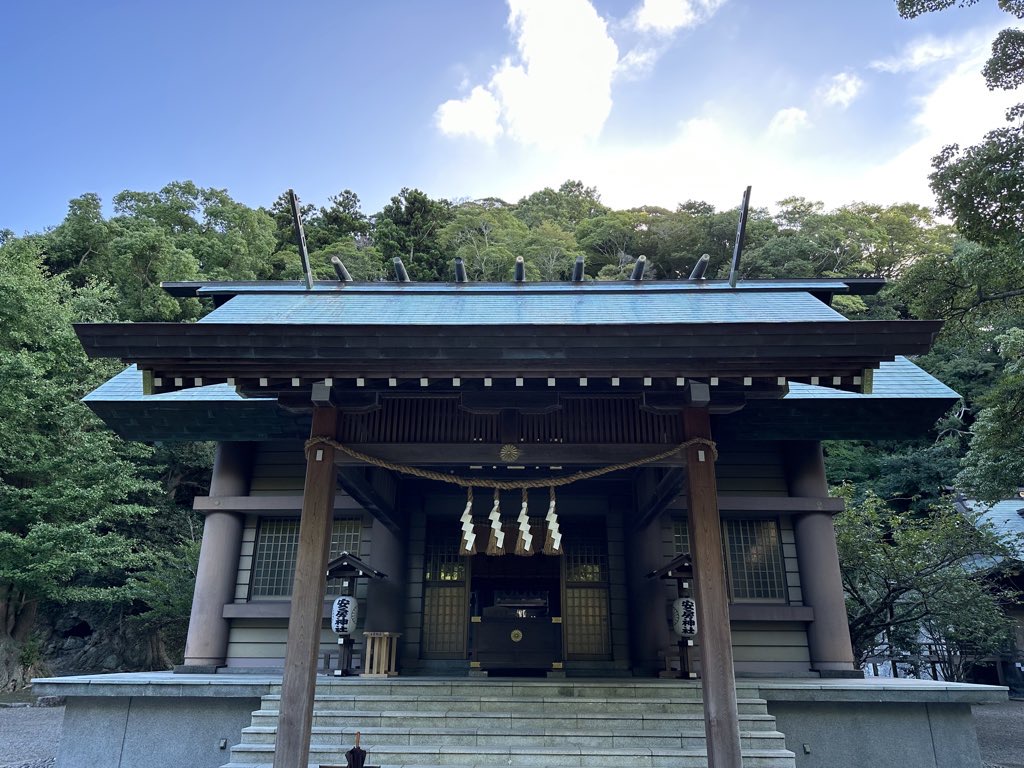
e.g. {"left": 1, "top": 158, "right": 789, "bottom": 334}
{"left": 173, "top": 664, "right": 221, "bottom": 675}
{"left": 818, "top": 668, "right": 865, "bottom": 679}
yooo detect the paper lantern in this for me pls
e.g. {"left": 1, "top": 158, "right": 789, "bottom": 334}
{"left": 672, "top": 597, "right": 697, "bottom": 637}
{"left": 332, "top": 595, "right": 359, "bottom": 635}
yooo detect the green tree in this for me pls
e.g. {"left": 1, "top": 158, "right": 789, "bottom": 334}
{"left": 893, "top": 0, "right": 1024, "bottom": 500}
{"left": 95, "top": 219, "right": 202, "bottom": 321}
{"left": 308, "top": 239, "right": 386, "bottom": 282}
{"left": 0, "top": 238, "right": 162, "bottom": 689}
{"left": 373, "top": 188, "right": 453, "bottom": 281}
{"left": 574, "top": 210, "right": 642, "bottom": 273}
{"left": 522, "top": 220, "right": 584, "bottom": 280}
{"left": 43, "top": 194, "right": 113, "bottom": 284}
{"left": 835, "top": 490, "right": 1015, "bottom": 678}
{"left": 314, "top": 189, "right": 370, "bottom": 249}
{"left": 514, "top": 179, "right": 607, "bottom": 230}
{"left": 439, "top": 202, "right": 529, "bottom": 280}
{"left": 958, "top": 329, "right": 1024, "bottom": 500}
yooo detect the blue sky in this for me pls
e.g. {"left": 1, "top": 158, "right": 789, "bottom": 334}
{"left": 1, "top": 0, "right": 1017, "bottom": 234}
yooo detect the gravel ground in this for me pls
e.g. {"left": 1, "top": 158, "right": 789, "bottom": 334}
{"left": 976, "top": 699, "right": 1024, "bottom": 768}
{"left": 0, "top": 699, "right": 1020, "bottom": 767}
{"left": 0, "top": 704, "right": 62, "bottom": 768}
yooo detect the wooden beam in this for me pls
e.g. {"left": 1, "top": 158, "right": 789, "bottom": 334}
{"left": 273, "top": 407, "right": 338, "bottom": 768}
{"left": 337, "top": 466, "right": 403, "bottom": 534}
{"left": 667, "top": 495, "right": 846, "bottom": 514}
{"left": 683, "top": 407, "right": 743, "bottom": 768}
{"left": 193, "top": 495, "right": 363, "bottom": 512}
{"left": 329, "top": 443, "right": 691, "bottom": 467}
{"left": 633, "top": 467, "right": 684, "bottom": 530}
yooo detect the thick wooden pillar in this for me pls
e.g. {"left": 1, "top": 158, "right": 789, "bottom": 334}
{"left": 683, "top": 408, "right": 742, "bottom": 768}
{"left": 274, "top": 408, "right": 339, "bottom": 768}
{"left": 785, "top": 441, "right": 857, "bottom": 674}
{"left": 182, "top": 441, "right": 253, "bottom": 670}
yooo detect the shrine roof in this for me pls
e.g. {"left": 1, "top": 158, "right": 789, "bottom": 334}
{"left": 195, "top": 288, "right": 846, "bottom": 326}
{"left": 958, "top": 499, "right": 1024, "bottom": 559}
{"left": 83, "top": 356, "right": 960, "bottom": 443}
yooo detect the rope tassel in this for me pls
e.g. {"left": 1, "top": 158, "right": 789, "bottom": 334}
{"left": 544, "top": 487, "right": 561, "bottom": 555}
{"left": 486, "top": 489, "right": 505, "bottom": 556}
{"left": 515, "top": 488, "right": 534, "bottom": 556}
{"left": 459, "top": 487, "right": 477, "bottom": 556}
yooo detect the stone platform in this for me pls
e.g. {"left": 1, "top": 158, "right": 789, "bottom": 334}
{"left": 33, "top": 673, "right": 1007, "bottom": 768}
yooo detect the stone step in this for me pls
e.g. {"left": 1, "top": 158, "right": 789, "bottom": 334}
{"left": 258, "top": 694, "right": 770, "bottom": 715}
{"left": 239, "top": 724, "right": 789, "bottom": 750}
{"left": 277, "top": 681, "right": 754, "bottom": 701}
{"left": 227, "top": 743, "right": 796, "bottom": 767}
{"left": 248, "top": 708, "right": 780, "bottom": 731}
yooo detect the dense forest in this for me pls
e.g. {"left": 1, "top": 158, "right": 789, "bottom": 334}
{"left": 1, "top": 0, "right": 1022, "bottom": 692}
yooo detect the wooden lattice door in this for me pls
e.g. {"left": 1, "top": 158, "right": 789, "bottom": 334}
{"left": 421, "top": 527, "right": 469, "bottom": 658}
{"left": 562, "top": 521, "right": 612, "bottom": 660}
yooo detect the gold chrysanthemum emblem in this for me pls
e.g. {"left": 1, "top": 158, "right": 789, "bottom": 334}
{"left": 499, "top": 444, "right": 520, "bottom": 462}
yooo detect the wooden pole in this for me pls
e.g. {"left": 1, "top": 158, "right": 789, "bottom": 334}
{"left": 683, "top": 407, "right": 743, "bottom": 768}
{"left": 274, "top": 407, "right": 339, "bottom": 768}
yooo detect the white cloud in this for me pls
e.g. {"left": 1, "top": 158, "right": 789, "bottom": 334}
{"left": 492, "top": 0, "right": 619, "bottom": 147}
{"left": 437, "top": 0, "right": 619, "bottom": 149}
{"left": 822, "top": 73, "right": 864, "bottom": 109}
{"left": 432, "top": 16, "right": 1015, "bottom": 220}
{"left": 767, "top": 107, "right": 810, "bottom": 136}
{"left": 854, "top": 41, "right": 1020, "bottom": 206}
{"left": 870, "top": 35, "right": 968, "bottom": 73}
{"left": 630, "top": 0, "right": 727, "bottom": 35}
{"left": 617, "top": 46, "right": 660, "bottom": 79}
{"left": 436, "top": 86, "right": 503, "bottom": 144}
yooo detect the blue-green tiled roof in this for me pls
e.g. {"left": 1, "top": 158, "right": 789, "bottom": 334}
{"left": 786, "top": 356, "right": 959, "bottom": 400}
{"left": 84, "top": 357, "right": 958, "bottom": 442}
{"left": 199, "top": 290, "right": 846, "bottom": 326}
{"left": 961, "top": 499, "right": 1024, "bottom": 559}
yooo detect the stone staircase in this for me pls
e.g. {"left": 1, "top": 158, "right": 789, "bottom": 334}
{"left": 222, "top": 678, "right": 795, "bottom": 768}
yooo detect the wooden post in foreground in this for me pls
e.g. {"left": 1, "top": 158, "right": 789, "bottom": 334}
{"left": 683, "top": 407, "right": 743, "bottom": 768}
{"left": 274, "top": 407, "right": 339, "bottom": 768}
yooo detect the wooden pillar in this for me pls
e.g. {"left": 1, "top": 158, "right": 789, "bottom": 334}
{"left": 785, "top": 441, "right": 857, "bottom": 674}
{"left": 625, "top": 487, "right": 671, "bottom": 675}
{"left": 365, "top": 517, "right": 406, "bottom": 633}
{"left": 182, "top": 441, "right": 254, "bottom": 670}
{"left": 683, "top": 408, "right": 742, "bottom": 768}
{"left": 273, "top": 408, "right": 339, "bottom": 768}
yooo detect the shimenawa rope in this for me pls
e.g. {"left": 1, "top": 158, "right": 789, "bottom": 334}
{"left": 304, "top": 436, "right": 717, "bottom": 490}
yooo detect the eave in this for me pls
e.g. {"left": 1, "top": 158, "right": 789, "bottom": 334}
{"left": 74, "top": 319, "right": 942, "bottom": 397}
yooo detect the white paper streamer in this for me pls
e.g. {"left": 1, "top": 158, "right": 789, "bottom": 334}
{"left": 489, "top": 496, "right": 505, "bottom": 549}
{"left": 545, "top": 496, "right": 561, "bottom": 552}
{"left": 460, "top": 496, "right": 476, "bottom": 553}
{"left": 517, "top": 499, "right": 533, "bottom": 551}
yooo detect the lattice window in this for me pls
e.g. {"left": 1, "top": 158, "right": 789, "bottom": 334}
{"left": 425, "top": 538, "right": 466, "bottom": 582}
{"left": 565, "top": 537, "right": 608, "bottom": 584}
{"left": 249, "top": 518, "right": 361, "bottom": 598}
{"left": 724, "top": 519, "right": 785, "bottom": 601}
{"left": 673, "top": 520, "right": 690, "bottom": 555}
{"left": 672, "top": 517, "right": 786, "bottom": 602}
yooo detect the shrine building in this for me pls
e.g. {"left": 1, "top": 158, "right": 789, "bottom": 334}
{"left": 37, "top": 269, "right": 1005, "bottom": 768}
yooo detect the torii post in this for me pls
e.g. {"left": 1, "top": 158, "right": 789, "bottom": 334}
{"left": 683, "top": 382, "right": 743, "bottom": 767}
{"left": 274, "top": 406, "right": 339, "bottom": 768}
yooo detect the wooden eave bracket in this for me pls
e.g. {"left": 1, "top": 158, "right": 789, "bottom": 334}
{"left": 336, "top": 466, "right": 404, "bottom": 535}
